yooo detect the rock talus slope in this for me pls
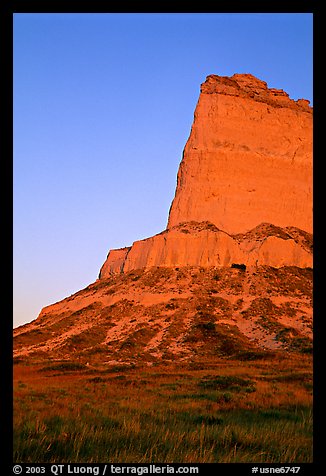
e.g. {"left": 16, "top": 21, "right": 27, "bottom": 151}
{"left": 14, "top": 266, "right": 313, "bottom": 362}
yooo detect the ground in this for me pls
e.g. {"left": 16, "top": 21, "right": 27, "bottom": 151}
{"left": 13, "top": 265, "right": 313, "bottom": 463}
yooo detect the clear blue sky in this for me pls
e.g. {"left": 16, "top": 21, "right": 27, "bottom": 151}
{"left": 13, "top": 13, "right": 313, "bottom": 328}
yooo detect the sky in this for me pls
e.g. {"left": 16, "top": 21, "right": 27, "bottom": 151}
{"left": 13, "top": 13, "right": 313, "bottom": 328}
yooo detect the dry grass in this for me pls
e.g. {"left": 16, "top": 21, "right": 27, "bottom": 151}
{"left": 14, "top": 355, "right": 312, "bottom": 463}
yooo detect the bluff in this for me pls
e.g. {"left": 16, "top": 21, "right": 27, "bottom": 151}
{"left": 100, "top": 73, "right": 313, "bottom": 277}
{"left": 14, "top": 73, "right": 313, "bottom": 364}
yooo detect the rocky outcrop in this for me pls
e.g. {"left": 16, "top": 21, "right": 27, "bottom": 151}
{"left": 99, "top": 222, "right": 312, "bottom": 278}
{"left": 167, "top": 73, "right": 312, "bottom": 235}
{"left": 100, "top": 73, "right": 312, "bottom": 277}
{"left": 99, "top": 247, "right": 131, "bottom": 276}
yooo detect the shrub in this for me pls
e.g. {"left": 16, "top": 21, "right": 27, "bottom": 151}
{"left": 198, "top": 321, "right": 216, "bottom": 331}
{"left": 235, "top": 350, "right": 276, "bottom": 361}
{"left": 199, "top": 375, "right": 255, "bottom": 392}
{"left": 39, "top": 362, "right": 87, "bottom": 372}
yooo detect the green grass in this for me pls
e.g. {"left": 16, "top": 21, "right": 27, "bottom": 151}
{"left": 14, "top": 403, "right": 312, "bottom": 463}
{"left": 198, "top": 375, "right": 255, "bottom": 392}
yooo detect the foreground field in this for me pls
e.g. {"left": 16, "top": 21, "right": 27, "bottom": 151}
{"left": 14, "top": 355, "right": 313, "bottom": 463}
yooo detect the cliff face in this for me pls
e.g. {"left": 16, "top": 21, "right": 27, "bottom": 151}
{"left": 99, "top": 222, "right": 312, "bottom": 278}
{"left": 100, "top": 73, "right": 313, "bottom": 276}
{"left": 168, "top": 74, "right": 312, "bottom": 234}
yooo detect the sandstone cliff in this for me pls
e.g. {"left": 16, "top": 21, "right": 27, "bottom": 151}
{"left": 100, "top": 73, "right": 312, "bottom": 276}
{"left": 168, "top": 73, "right": 312, "bottom": 234}
{"left": 99, "top": 222, "right": 312, "bottom": 278}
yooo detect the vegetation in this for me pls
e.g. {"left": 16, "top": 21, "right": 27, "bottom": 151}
{"left": 14, "top": 265, "right": 312, "bottom": 463}
{"left": 14, "top": 357, "right": 312, "bottom": 463}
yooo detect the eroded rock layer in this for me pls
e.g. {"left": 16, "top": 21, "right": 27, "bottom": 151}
{"left": 99, "top": 222, "right": 312, "bottom": 278}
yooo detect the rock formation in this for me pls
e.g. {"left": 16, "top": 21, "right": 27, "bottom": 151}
{"left": 99, "top": 222, "right": 312, "bottom": 278}
{"left": 14, "top": 73, "right": 313, "bottom": 364}
{"left": 100, "top": 73, "right": 313, "bottom": 276}
{"left": 168, "top": 74, "right": 312, "bottom": 234}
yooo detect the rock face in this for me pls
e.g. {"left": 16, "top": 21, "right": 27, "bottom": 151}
{"left": 167, "top": 74, "right": 313, "bottom": 235}
{"left": 99, "top": 222, "right": 312, "bottom": 278}
{"left": 100, "top": 73, "right": 313, "bottom": 276}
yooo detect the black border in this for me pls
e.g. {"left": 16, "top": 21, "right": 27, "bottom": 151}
{"left": 1, "top": 1, "right": 14, "bottom": 470}
{"left": 2, "top": 1, "right": 321, "bottom": 473}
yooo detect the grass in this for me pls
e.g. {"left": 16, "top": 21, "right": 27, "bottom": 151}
{"left": 15, "top": 401, "right": 312, "bottom": 463}
{"left": 13, "top": 358, "right": 312, "bottom": 463}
